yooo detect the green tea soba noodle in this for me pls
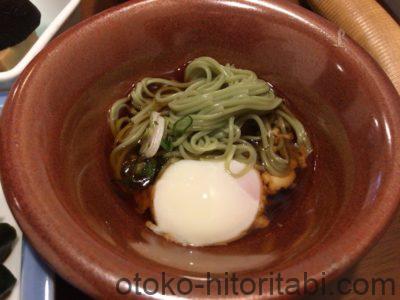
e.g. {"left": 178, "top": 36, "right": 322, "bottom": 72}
{"left": 109, "top": 57, "right": 312, "bottom": 184}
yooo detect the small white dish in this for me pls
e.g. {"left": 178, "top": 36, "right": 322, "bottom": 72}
{"left": 0, "top": 0, "right": 81, "bottom": 90}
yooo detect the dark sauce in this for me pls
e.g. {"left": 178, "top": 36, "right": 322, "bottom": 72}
{"left": 167, "top": 64, "right": 187, "bottom": 82}
{"left": 147, "top": 82, "right": 162, "bottom": 94}
{"left": 117, "top": 105, "right": 133, "bottom": 119}
{"left": 138, "top": 63, "right": 188, "bottom": 87}
{"left": 264, "top": 85, "right": 315, "bottom": 222}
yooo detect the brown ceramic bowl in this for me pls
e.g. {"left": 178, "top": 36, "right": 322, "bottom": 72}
{"left": 1, "top": 0, "right": 400, "bottom": 298}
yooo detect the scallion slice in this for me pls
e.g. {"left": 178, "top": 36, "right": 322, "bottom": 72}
{"left": 160, "top": 137, "right": 173, "bottom": 151}
{"left": 173, "top": 115, "right": 193, "bottom": 137}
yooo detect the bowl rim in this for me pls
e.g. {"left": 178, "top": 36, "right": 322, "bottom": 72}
{"left": 1, "top": 0, "right": 400, "bottom": 298}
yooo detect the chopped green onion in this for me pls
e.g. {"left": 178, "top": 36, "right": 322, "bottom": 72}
{"left": 142, "top": 159, "right": 158, "bottom": 179}
{"left": 134, "top": 162, "right": 145, "bottom": 175}
{"left": 160, "top": 137, "right": 173, "bottom": 151}
{"left": 173, "top": 115, "right": 193, "bottom": 137}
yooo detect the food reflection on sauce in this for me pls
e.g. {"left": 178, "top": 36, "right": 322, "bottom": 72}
{"left": 130, "top": 230, "right": 277, "bottom": 273}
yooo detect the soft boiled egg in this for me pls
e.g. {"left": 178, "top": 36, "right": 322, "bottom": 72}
{"left": 147, "top": 160, "right": 266, "bottom": 247}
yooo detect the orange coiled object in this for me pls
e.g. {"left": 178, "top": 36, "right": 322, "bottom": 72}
{"left": 308, "top": 0, "right": 400, "bottom": 94}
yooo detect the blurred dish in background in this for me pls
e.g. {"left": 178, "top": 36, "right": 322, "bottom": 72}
{"left": 0, "top": 0, "right": 81, "bottom": 90}
{"left": 0, "top": 0, "right": 41, "bottom": 72}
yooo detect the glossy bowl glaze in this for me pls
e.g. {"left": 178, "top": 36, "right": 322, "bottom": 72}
{"left": 1, "top": 0, "right": 400, "bottom": 298}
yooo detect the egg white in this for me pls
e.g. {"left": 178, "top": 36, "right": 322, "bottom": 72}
{"left": 148, "top": 160, "right": 264, "bottom": 246}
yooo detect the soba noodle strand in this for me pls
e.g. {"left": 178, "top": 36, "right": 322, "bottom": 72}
{"left": 109, "top": 57, "right": 312, "bottom": 178}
